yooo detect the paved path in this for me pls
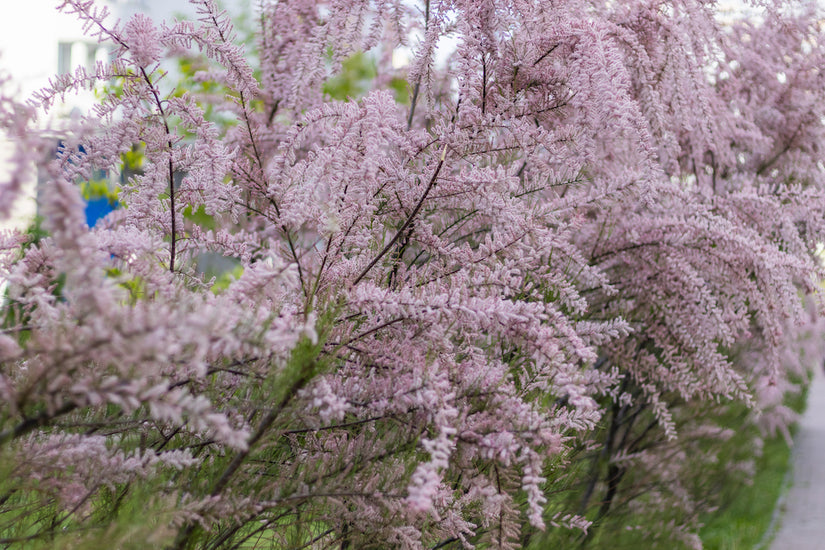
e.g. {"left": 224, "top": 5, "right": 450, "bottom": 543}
{"left": 769, "top": 364, "right": 825, "bottom": 550}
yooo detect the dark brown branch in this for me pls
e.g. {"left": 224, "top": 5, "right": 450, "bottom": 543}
{"left": 406, "top": 0, "right": 430, "bottom": 131}
{"left": 352, "top": 143, "right": 448, "bottom": 286}
{"left": 0, "top": 402, "right": 77, "bottom": 447}
{"left": 139, "top": 66, "right": 177, "bottom": 272}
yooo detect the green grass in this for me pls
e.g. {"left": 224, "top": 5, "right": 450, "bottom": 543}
{"left": 699, "top": 381, "right": 808, "bottom": 550}
{"left": 698, "top": 434, "right": 793, "bottom": 549}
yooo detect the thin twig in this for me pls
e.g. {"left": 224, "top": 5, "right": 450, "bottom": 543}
{"left": 352, "top": 143, "right": 448, "bottom": 286}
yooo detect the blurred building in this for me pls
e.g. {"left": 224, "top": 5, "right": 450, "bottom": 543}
{"left": 0, "top": 0, "right": 245, "bottom": 232}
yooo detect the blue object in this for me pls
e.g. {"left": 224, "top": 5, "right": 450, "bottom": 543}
{"left": 85, "top": 197, "right": 118, "bottom": 227}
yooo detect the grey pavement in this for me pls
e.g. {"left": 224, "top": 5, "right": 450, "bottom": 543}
{"left": 769, "top": 364, "right": 825, "bottom": 550}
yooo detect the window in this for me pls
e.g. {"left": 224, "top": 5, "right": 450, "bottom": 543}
{"left": 56, "top": 41, "right": 109, "bottom": 75}
{"left": 57, "top": 42, "right": 73, "bottom": 75}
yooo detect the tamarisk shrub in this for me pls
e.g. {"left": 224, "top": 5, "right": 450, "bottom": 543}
{"left": 0, "top": 0, "right": 824, "bottom": 548}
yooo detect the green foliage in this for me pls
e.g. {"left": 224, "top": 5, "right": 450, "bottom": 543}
{"left": 322, "top": 51, "right": 410, "bottom": 104}
{"left": 172, "top": 55, "right": 242, "bottom": 132}
{"left": 323, "top": 52, "right": 378, "bottom": 101}
{"left": 121, "top": 144, "right": 144, "bottom": 172}
{"left": 0, "top": 476, "right": 179, "bottom": 550}
{"left": 209, "top": 263, "right": 244, "bottom": 294}
{"left": 19, "top": 215, "right": 48, "bottom": 253}
{"left": 105, "top": 267, "right": 147, "bottom": 304}
{"left": 183, "top": 204, "right": 217, "bottom": 231}
{"left": 80, "top": 178, "right": 118, "bottom": 205}
{"left": 388, "top": 76, "right": 410, "bottom": 105}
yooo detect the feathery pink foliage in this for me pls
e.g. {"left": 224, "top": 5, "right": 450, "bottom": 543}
{"left": 1, "top": 0, "right": 825, "bottom": 548}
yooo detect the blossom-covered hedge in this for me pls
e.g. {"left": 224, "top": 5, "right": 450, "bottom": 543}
{"left": 1, "top": 1, "right": 824, "bottom": 548}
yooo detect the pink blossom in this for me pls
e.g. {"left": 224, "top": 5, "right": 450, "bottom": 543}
{"left": 123, "top": 14, "right": 163, "bottom": 67}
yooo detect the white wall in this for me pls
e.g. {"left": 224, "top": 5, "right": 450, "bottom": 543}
{"left": 0, "top": 0, "right": 246, "bottom": 101}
